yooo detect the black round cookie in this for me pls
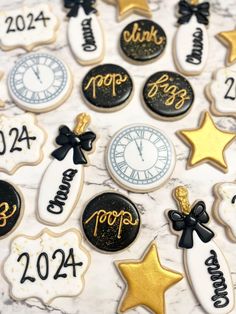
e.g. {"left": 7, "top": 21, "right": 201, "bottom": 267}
{"left": 82, "top": 64, "right": 133, "bottom": 112}
{"left": 82, "top": 192, "right": 140, "bottom": 252}
{"left": 0, "top": 180, "right": 22, "bottom": 238}
{"left": 120, "top": 19, "right": 167, "bottom": 63}
{"left": 143, "top": 71, "right": 194, "bottom": 120}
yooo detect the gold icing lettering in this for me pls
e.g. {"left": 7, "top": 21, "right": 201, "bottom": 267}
{"left": 84, "top": 74, "right": 128, "bottom": 99}
{"left": 84, "top": 209, "right": 139, "bottom": 239}
{"left": 123, "top": 23, "right": 164, "bottom": 45}
{"left": 147, "top": 74, "right": 190, "bottom": 109}
{"left": 0, "top": 202, "right": 17, "bottom": 227}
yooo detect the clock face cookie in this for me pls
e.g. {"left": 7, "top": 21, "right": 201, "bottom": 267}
{"left": 106, "top": 124, "right": 176, "bottom": 192}
{"left": 82, "top": 192, "right": 140, "bottom": 252}
{"left": 0, "top": 113, "right": 46, "bottom": 174}
{"left": 8, "top": 53, "right": 72, "bottom": 113}
{"left": 207, "top": 67, "right": 236, "bottom": 116}
{"left": 120, "top": 19, "right": 167, "bottom": 63}
{"left": 4, "top": 229, "right": 90, "bottom": 304}
{"left": 0, "top": 180, "right": 23, "bottom": 239}
{"left": 0, "top": 4, "right": 58, "bottom": 51}
{"left": 143, "top": 71, "right": 194, "bottom": 120}
{"left": 82, "top": 64, "right": 133, "bottom": 112}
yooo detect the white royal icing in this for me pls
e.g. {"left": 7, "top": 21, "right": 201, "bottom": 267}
{"left": 68, "top": 8, "right": 104, "bottom": 65}
{"left": 0, "top": 113, "right": 45, "bottom": 174}
{"left": 209, "top": 67, "right": 236, "bottom": 115}
{"left": 38, "top": 150, "right": 83, "bottom": 226}
{"left": 4, "top": 229, "right": 89, "bottom": 304}
{"left": 215, "top": 182, "right": 236, "bottom": 241}
{"left": 0, "top": 4, "right": 58, "bottom": 51}
{"left": 184, "top": 233, "right": 234, "bottom": 314}
{"left": 175, "top": 16, "right": 208, "bottom": 75}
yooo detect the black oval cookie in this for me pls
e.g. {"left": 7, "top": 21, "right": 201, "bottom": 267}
{"left": 120, "top": 19, "right": 167, "bottom": 63}
{"left": 0, "top": 180, "right": 22, "bottom": 238}
{"left": 82, "top": 192, "right": 140, "bottom": 252}
{"left": 143, "top": 71, "right": 194, "bottom": 120}
{"left": 82, "top": 64, "right": 133, "bottom": 112}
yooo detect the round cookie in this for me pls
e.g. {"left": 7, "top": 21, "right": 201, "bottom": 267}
{"left": 8, "top": 53, "right": 73, "bottom": 113}
{"left": 82, "top": 192, "right": 140, "bottom": 252}
{"left": 120, "top": 19, "right": 166, "bottom": 63}
{"left": 143, "top": 71, "right": 194, "bottom": 120}
{"left": 81, "top": 63, "right": 133, "bottom": 112}
{"left": 106, "top": 124, "right": 176, "bottom": 192}
{"left": 0, "top": 180, "right": 24, "bottom": 239}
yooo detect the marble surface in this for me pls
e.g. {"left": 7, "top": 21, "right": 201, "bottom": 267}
{"left": 0, "top": 0, "right": 236, "bottom": 313}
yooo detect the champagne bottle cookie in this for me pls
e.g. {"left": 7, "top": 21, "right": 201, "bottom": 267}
{"left": 167, "top": 186, "right": 234, "bottom": 314}
{"left": 38, "top": 113, "right": 97, "bottom": 226}
{"left": 0, "top": 4, "right": 58, "bottom": 51}
{"left": 64, "top": 0, "right": 104, "bottom": 65}
{"left": 174, "top": 0, "right": 210, "bottom": 75}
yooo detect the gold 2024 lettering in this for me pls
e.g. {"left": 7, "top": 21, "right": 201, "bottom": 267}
{"left": 84, "top": 209, "right": 139, "bottom": 239}
{"left": 0, "top": 202, "right": 17, "bottom": 227}
{"left": 123, "top": 22, "right": 164, "bottom": 45}
{"left": 84, "top": 74, "right": 128, "bottom": 99}
{"left": 147, "top": 74, "right": 190, "bottom": 109}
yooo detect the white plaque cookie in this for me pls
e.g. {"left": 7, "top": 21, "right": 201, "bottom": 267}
{"left": 4, "top": 228, "right": 90, "bottom": 304}
{"left": 0, "top": 113, "right": 45, "bottom": 174}
{"left": 0, "top": 4, "right": 58, "bottom": 51}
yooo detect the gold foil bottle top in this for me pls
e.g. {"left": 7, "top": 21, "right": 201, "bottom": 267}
{"left": 190, "top": 0, "right": 199, "bottom": 4}
{"left": 174, "top": 186, "right": 191, "bottom": 215}
{"left": 74, "top": 113, "right": 91, "bottom": 135}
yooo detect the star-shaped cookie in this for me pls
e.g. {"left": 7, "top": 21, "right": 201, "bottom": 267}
{"left": 178, "top": 111, "right": 236, "bottom": 172}
{"left": 115, "top": 243, "right": 183, "bottom": 314}
{"left": 218, "top": 29, "right": 236, "bottom": 65}
{"left": 104, "top": 0, "right": 152, "bottom": 21}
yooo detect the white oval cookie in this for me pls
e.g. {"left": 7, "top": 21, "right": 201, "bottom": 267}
{"left": 0, "top": 4, "right": 58, "bottom": 51}
{"left": 4, "top": 228, "right": 90, "bottom": 304}
{"left": 0, "top": 113, "right": 46, "bottom": 174}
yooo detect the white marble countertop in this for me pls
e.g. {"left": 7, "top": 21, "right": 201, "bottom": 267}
{"left": 0, "top": 0, "right": 236, "bottom": 313}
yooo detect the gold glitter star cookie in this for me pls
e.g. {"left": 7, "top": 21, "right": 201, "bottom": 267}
{"left": 218, "top": 29, "right": 236, "bottom": 65}
{"left": 104, "top": 0, "right": 152, "bottom": 21}
{"left": 178, "top": 111, "right": 236, "bottom": 172}
{"left": 115, "top": 243, "right": 183, "bottom": 314}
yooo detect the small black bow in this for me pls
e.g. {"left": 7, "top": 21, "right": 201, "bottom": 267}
{"left": 64, "top": 0, "right": 97, "bottom": 17}
{"left": 51, "top": 126, "right": 96, "bottom": 165}
{"left": 178, "top": 0, "right": 210, "bottom": 25}
{"left": 168, "top": 201, "right": 214, "bottom": 249}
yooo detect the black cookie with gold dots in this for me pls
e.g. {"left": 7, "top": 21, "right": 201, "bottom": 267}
{"left": 82, "top": 192, "right": 140, "bottom": 252}
{"left": 82, "top": 64, "right": 133, "bottom": 112}
{"left": 120, "top": 19, "right": 167, "bottom": 63}
{"left": 143, "top": 71, "right": 194, "bottom": 120}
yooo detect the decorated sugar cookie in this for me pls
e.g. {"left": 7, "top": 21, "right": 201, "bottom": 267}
{"left": 8, "top": 53, "right": 73, "bottom": 113}
{"left": 214, "top": 182, "right": 236, "bottom": 242}
{"left": 0, "top": 114, "right": 45, "bottom": 174}
{"left": 106, "top": 124, "right": 176, "bottom": 192}
{"left": 115, "top": 242, "right": 183, "bottom": 314}
{"left": 0, "top": 4, "right": 58, "bottom": 51}
{"left": 0, "top": 71, "right": 4, "bottom": 107}
{"left": 120, "top": 19, "right": 167, "bottom": 63}
{"left": 82, "top": 64, "right": 133, "bottom": 112}
{"left": 218, "top": 29, "right": 236, "bottom": 66}
{"left": 0, "top": 180, "right": 23, "bottom": 239}
{"left": 104, "top": 0, "right": 152, "bottom": 21}
{"left": 178, "top": 111, "right": 236, "bottom": 172}
{"left": 4, "top": 229, "right": 89, "bottom": 304}
{"left": 143, "top": 71, "right": 194, "bottom": 120}
{"left": 82, "top": 192, "right": 140, "bottom": 252}
{"left": 38, "top": 113, "right": 96, "bottom": 226}
{"left": 167, "top": 186, "right": 235, "bottom": 314}
{"left": 207, "top": 67, "right": 236, "bottom": 116}
{"left": 174, "top": 0, "right": 210, "bottom": 75}
{"left": 64, "top": 0, "right": 104, "bottom": 65}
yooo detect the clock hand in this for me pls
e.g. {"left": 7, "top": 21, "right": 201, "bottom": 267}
{"left": 32, "top": 66, "right": 43, "bottom": 84}
{"left": 135, "top": 139, "right": 144, "bottom": 161}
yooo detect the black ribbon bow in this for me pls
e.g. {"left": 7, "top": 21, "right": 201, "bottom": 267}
{"left": 168, "top": 201, "right": 214, "bottom": 249}
{"left": 64, "top": 0, "right": 97, "bottom": 17}
{"left": 178, "top": 0, "right": 210, "bottom": 25}
{"left": 51, "top": 126, "right": 96, "bottom": 165}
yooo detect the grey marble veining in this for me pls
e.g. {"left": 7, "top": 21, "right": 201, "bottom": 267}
{"left": 0, "top": 0, "right": 236, "bottom": 314}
